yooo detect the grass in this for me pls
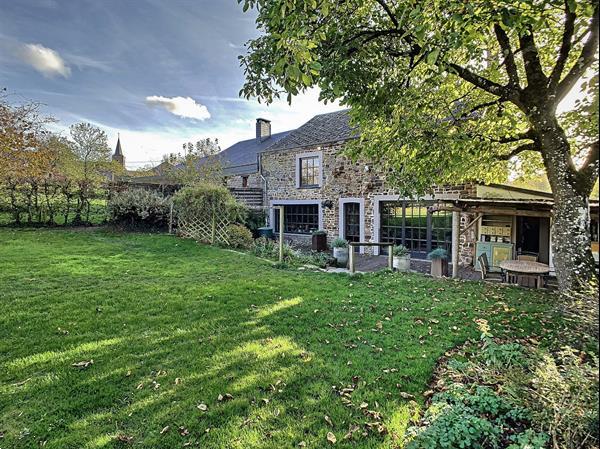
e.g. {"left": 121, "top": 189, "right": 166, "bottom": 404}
{"left": 0, "top": 228, "right": 563, "bottom": 449}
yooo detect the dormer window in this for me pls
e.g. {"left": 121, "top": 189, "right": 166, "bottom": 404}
{"left": 296, "top": 151, "right": 322, "bottom": 188}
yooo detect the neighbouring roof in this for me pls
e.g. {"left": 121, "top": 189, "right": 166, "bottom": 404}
{"left": 263, "top": 109, "right": 357, "bottom": 152}
{"left": 217, "top": 130, "right": 292, "bottom": 175}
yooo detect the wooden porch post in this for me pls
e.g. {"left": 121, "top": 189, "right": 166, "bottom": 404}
{"left": 278, "top": 206, "right": 284, "bottom": 263}
{"left": 452, "top": 211, "right": 460, "bottom": 278}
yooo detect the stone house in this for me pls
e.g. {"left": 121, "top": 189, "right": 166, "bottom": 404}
{"left": 220, "top": 110, "right": 599, "bottom": 275}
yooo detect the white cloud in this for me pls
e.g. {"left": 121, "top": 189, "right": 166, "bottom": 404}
{"left": 16, "top": 43, "right": 71, "bottom": 78}
{"left": 145, "top": 95, "right": 211, "bottom": 121}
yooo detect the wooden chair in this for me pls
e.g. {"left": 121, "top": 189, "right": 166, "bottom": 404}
{"left": 517, "top": 253, "right": 538, "bottom": 262}
{"left": 478, "top": 253, "right": 504, "bottom": 282}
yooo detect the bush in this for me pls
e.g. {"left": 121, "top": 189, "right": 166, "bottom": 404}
{"left": 407, "top": 321, "right": 599, "bottom": 449}
{"left": 252, "top": 237, "right": 295, "bottom": 261}
{"left": 107, "top": 189, "right": 171, "bottom": 230}
{"left": 331, "top": 237, "right": 348, "bottom": 248}
{"left": 392, "top": 245, "right": 409, "bottom": 257}
{"left": 244, "top": 209, "right": 267, "bottom": 237}
{"left": 227, "top": 224, "right": 253, "bottom": 249}
{"left": 173, "top": 183, "right": 247, "bottom": 224}
{"left": 427, "top": 248, "right": 448, "bottom": 260}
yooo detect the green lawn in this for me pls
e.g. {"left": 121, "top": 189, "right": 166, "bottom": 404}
{"left": 0, "top": 229, "right": 562, "bottom": 449}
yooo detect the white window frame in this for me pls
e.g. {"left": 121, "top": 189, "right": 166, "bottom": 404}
{"left": 295, "top": 151, "right": 323, "bottom": 189}
{"left": 269, "top": 199, "right": 323, "bottom": 234}
{"left": 339, "top": 198, "right": 365, "bottom": 254}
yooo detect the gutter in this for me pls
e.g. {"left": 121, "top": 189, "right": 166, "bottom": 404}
{"left": 258, "top": 152, "right": 268, "bottom": 226}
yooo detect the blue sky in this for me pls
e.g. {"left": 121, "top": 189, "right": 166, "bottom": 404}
{"left": 0, "top": 0, "right": 342, "bottom": 168}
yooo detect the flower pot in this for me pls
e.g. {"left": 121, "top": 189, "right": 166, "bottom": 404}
{"left": 393, "top": 255, "right": 411, "bottom": 272}
{"left": 312, "top": 233, "right": 327, "bottom": 252}
{"left": 430, "top": 258, "right": 448, "bottom": 278}
{"left": 333, "top": 247, "right": 349, "bottom": 267}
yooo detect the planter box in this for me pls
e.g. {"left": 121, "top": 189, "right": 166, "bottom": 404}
{"left": 333, "top": 247, "right": 349, "bottom": 267}
{"left": 393, "top": 255, "right": 411, "bottom": 272}
{"left": 431, "top": 258, "right": 449, "bottom": 278}
{"left": 312, "top": 233, "right": 328, "bottom": 252}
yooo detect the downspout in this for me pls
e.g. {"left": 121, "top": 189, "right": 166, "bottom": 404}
{"left": 258, "top": 152, "right": 268, "bottom": 226}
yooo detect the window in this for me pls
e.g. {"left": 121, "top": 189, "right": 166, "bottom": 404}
{"left": 299, "top": 156, "right": 320, "bottom": 187}
{"left": 379, "top": 201, "right": 452, "bottom": 258}
{"left": 274, "top": 204, "right": 319, "bottom": 234}
{"left": 242, "top": 176, "right": 248, "bottom": 188}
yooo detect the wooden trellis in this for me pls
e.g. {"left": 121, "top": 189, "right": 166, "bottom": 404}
{"left": 177, "top": 212, "right": 231, "bottom": 245}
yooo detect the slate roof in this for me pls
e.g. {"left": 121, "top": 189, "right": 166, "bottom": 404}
{"left": 217, "top": 130, "right": 291, "bottom": 175}
{"left": 263, "top": 109, "right": 357, "bottom": 152}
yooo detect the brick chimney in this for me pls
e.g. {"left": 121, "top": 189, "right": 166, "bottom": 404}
{"left": 256, "top": 118, "right": 271, "bottom": 141}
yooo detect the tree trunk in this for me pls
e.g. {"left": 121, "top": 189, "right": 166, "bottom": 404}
{"left": 536, "top": 117, "right": 597, "bottom": 292}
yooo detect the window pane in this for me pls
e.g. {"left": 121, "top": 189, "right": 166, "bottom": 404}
{"left": 274, "top": 204, "right": 319, "bottom": 234}
{"left": 299, "top": 156, "right": 319, "bottom": 186}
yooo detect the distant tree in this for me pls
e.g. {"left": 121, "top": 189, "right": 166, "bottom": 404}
{"left": 163, "top": 137, "right": 223, "bottom": 185}
{"left": 239, "top": 0, "right": 599, "bottom": 292}
{"left": 69, "top": 122, "right": 111, "bottom": 223}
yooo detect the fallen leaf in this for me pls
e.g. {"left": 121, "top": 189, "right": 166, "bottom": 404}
{"left": 399, "top": 392, "right": 414, "bottom": 399}
{"left": 326, "top": 432, "right": 337, "bottom": 444}
{"left": 324, "top": 415, "right": 333, "bottom": 427}
{"left": 116, "top": 434, "right": 133, "bottom": 444}
{"left": 298, "top": 442, "right": 306, "bottom": 447}
{"left": 71, "top": 359, "right": 93, "bottom": 369}
{"left": 160, "top": 426, "right": 170, "bottom": 435}
{"left": 178, "top": 426, "right": 189, "bottom": 436}
{"left": 197, "top": 403, "right": 208, "bottom": 411}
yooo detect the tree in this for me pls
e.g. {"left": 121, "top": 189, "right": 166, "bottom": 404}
{"left": 163, "top": 137, "right": 223, "bottom": 185}
{"left": 239, "top": 0, "right": 599, "bottom": 292}
{"left": 69, "top": 122, "right": 111, "bottom": 223}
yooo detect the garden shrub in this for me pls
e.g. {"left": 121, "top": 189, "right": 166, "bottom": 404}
{"left": 407, "top": 320, "right": 599, "bottom": 449}
{"left": 226, "top": 224, "right": 253, "bottom": 249}
{"left": 107, "top": 188, "right": 171, "bottom": 230}
{"left": 173, "top": 183, "right": 246, "bottom": 224}
{"left": 251, "top": 237, "right": 296, "bottom": 261}
{"left": 244, "top": 208, "right": 267, "bottom": 237}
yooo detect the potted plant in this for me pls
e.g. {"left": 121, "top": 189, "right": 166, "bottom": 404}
{"left": 428, "top": 248, "right": 449, "bottom": 278}
{"left": 331, "top": 237, "right": 349, "bottom": 267}
{"left": 311, "top": 230, "right": 328, "bottom": 252}
{"left": 392, "top": 245, "right": 411, "bottom": 272}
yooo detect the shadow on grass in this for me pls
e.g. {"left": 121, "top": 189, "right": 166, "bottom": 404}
{"left": 0, "top": 229, "right": 561, "bottom": 449}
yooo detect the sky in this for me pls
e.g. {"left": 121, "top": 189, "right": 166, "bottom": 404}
{"left": 0, "top": 0, "right": 342, "bottom": 168}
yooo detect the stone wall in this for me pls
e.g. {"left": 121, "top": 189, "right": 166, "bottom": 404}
{"left": 261, "top": 141, "right": 478, "bottom": 264}
{"left": 225, "top": 173, "right": 262, "bottom": 189}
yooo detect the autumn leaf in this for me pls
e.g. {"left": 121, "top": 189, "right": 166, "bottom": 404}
{"left": 326, "top": 431, "right": 337, "bottom": 444}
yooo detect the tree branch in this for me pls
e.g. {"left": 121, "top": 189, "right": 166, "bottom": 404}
{"left": 578, "top": 139, "right": 599, "bottom": 178}
{"left": 374, "top": 0, "right": 398, "bottom": 28}
{"left": 496, "top": 142, "right": 540, "bottom": 161}
{"left": 549, "top": 0, "right": 577, "bottom": 90}
{"left": 555, "top": 4, "right": 599, "bottom": 101}
{"left": 518, "top": 28, "right": 548, "bottom": 88}
{"left": 494, "top": 24, "right": 520, "bottom": 88}
{"left": 446, "top": 63, "right": 513, "bottom": 99}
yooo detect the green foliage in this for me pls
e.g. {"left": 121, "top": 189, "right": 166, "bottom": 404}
{"left": 392, "top": 245, "right": 409, "bottom": 257}
{"left": 226, "top": 223, "right": 253, "bottom": 249}
{"left": 312, "top": 229, "right": 327, "bottom": 236}
{"left": 173, "top": 183, "right": 247, "bottom": 223}
{"left": 427, "top": 248, "right": 448, "bottom": 260}
{"left": 107, "top": 188, "right": 171, "bottom": 230}
{"left": 243, "top": 208, "right": 267, "bottom": 236}
{"left": 408, "top": 321, "right": 599, "bottom": 449}
{"left": 331, "top": 237, "right": 348, "bottom": 248}
{"left": 238, "top": 0, "right": 598, "bottom": 195}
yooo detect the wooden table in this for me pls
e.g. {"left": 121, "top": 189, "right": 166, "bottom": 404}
{"left": 499, "top": 260, "right": 551, "bottom": 289}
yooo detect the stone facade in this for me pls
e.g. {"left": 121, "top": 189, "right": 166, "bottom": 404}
{"left": 260, "top": 141, "right": 479, "bottom": 265}
{"left": 226, "top": 173, "right": 262, "bottom": 190}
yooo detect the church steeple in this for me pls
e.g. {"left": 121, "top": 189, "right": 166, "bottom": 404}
{"left": 112, "top": 134, "right": 125, "bottom": 167}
